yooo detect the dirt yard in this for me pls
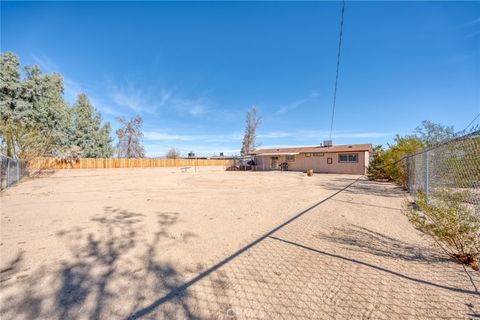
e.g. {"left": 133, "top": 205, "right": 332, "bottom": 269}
{"left": 1, "top": 168, "right": 478, "bottom": 319}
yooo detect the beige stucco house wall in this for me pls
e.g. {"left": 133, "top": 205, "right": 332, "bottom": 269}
{"left": 252, "top": 144, "right": 372, "bottom": 175}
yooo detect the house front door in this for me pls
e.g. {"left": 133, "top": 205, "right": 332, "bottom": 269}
{"left": 270, "top": 157, "right": 279, "bottom": 169}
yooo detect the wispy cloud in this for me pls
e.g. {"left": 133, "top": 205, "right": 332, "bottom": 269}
{"left": 465, "top": 17, "right": 480, "bottom": 27}
{"left": 447, "top": 51, "right": 479, "bottom": 64}
{"left": 334, "top": 132, "right": 390, "bottom": 138}
{"left": 144, "top": 143, "right": 240, "bottom": 158}
{"left": 32, "top": 54, "right": 81, "bottom": 102}
{"left": 258, "top": 130, "right": 393, "bottom": 140}
{"left": 169, "top": 96, "right": 211, "bottom": 117}
{"left": 110, "top": 84, "right": 162, "bottom": 115}
{"left": 460, "top": 17, "right": 480, "bottom": 38}
{"left": 89, "top": 97, "right": 123, "bottom": 118}
{"left": 139, "top": 129, "right": 390, "bottom": 157}
{"left": 144, "top": 130, "right": 242, "bottom": 143}
{"left": 275, "top": 91, "right": 320, "bottom": 115}
{"left": 31, "top": 54, "right": 59, "bottom": 72}
{"left": 31, "top": 53, "right": 121, "bottom": 119}
{"left": 275, "top": 98, "right": 309, "bottom": 115}
{"left": 158, "top": 89, "right": 172, "bottom": 106}
{"left": 466, "top": 29, "right": 480, "bottom": 38}
{"left": 144, "top": 131, "right": 196, "bottom": 141}
{"left": 256, "top": 144, "right": 305, "bottom": 150}
{"left": 108, "top": 82, "right": 214, "bottom": 117}
{"left": 63, "top": 78, "right": 84, "bottom": 103}
{"left": 258, "top": 131, "right": 294, "bottom": 139}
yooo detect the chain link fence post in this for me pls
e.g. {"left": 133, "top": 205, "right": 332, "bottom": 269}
{"left": 6, "top": 157, "right": 10, "bottom": 188}
{"left": 424, "top": 150, "right": 429, "bottom": 200}
{"left": 405, "top": 130, "right": 479, "bottom": 207}
{"left": 1, "top": 154, "right": 28, "bottom": 190}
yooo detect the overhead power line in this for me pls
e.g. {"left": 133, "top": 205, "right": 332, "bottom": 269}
{"left": 461, "top": 112, "right": 480, "bottom": 133}
{"left": 329, "top": 0, "right": 346, "bottom": 141}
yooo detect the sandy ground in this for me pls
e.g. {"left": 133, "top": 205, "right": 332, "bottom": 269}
{"left": 0, "top": 168, "right": 478, "bottom": 319}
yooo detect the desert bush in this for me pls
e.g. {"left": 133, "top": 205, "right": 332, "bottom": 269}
{"left": 368, "top": 136, "right": 423, "bottom": 188}
{"left": 406, "top": 189, "right": 480, "bottom": 270}
{"left": 368, "top": 121, "right": 456, "bottom": 186}
{"left": 367, "top": 145, "right": 389, "bottom": 180}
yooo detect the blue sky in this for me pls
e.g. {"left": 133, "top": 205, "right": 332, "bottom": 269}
{"left": 1, "top": 1, "right": 479, "bottom": 157}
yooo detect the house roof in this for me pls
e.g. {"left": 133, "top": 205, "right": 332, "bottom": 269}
{"left": 252, "top": 144, "right": 372, "bottom": 155}
{"left": 255, "top": 152, "right": 300, "bottom": 156}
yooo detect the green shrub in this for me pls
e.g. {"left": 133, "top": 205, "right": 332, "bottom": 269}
{"left": 406, "top": 189, "right": 480, "bottom": 270}
{"left": 367, "top": 145, "right": 390, "bottom": 180}
{"left": 368, "top": 137, "right": 423, "bottom": 188}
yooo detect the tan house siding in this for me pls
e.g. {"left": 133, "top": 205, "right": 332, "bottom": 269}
{"left": 364, "top": 151, "right": 370, "bottom": 171}
{"left": 252, "top": 144, "right": 372, "bottom": 175}
{"left": 287, "top": 152, "right": 367, "bottom": 174}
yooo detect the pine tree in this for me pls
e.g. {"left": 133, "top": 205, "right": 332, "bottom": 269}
{"left": 0, "top": 52, "right": 22, "bottom": 157}
{"left": 1, "top": 52, "right": 69, "bottom": 159}
{"left": 0, "top": 52, "right": 113, "bottom": 160}
{"left": 71, "top": 93, "right": 113, "bottom": 158}
{"left": 21, "top": 65, "right": 71, "bottom": 151}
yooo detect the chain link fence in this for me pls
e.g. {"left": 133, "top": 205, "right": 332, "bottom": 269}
{"left": 0, "top": 154, "right": 28, "bottom": 190}
{"left": 403, "top": 130, "right": 480, "bottom": 206}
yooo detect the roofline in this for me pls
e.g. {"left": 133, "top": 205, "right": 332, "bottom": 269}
{"left": 251, "top": 144, "right": 373, "bottom": 154}
{"left": 255, "top": 152, "right": 300, "bottom": 156}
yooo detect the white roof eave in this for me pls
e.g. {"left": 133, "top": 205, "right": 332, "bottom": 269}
{"left": 256, "top": 152, "right": 300, "bottom": 156}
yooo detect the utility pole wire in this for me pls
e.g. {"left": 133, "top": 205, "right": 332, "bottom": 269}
{"left": 461, "top": 112, "right": 480, "bottom": 133}
{"left": 329, "top": 0, "right": 346, "bottom": 141}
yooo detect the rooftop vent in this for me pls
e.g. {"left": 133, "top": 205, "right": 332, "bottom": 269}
{"left": 323, "top": 140, "right": 333, "bottom": 147}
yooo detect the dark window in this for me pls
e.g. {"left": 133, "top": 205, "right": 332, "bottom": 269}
{"left": 338, "top": 153, "right": 358, "bottom": 163}
{"left": 327, "top": 157, "right": 333, "bottom": 164}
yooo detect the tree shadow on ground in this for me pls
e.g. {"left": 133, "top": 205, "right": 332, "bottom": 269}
{"left": 123, "top": 176, "right": 479, "bottom": 319}
{"left": 267, "top": 235, "right": 479, "bottom": 296}
{"left": 314, "top": 177, "right": 360, "bottom": 191}
{"left": 0, "top": 207, "right": 213, "bottom": 320}
{"left": 1, "top": 178, "right": 477, "bottom": 319}
{"left": 0, "top": 252, "right": 24, "bottom": 283}
{"left": 315, "top": 224, "right": 450, "bottom": 263}
{"left": 344, "top": 179, "right": 405, "bottom": 198}
{"left": 331, "top": 198, "right": 402, "bottom": 211}
{"left": 28, "top": 169, "right": 57, "bottom": 178}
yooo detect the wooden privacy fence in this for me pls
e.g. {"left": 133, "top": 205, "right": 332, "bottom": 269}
{"left": 29, "top": 158, "right": 235, "bottom": 170}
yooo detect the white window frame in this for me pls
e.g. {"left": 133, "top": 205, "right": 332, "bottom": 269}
{"left": 338, "top": 153, "right": 358, "bottom": 163}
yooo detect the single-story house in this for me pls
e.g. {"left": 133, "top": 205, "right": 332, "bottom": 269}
{"left": 251, "top": 143, "right": 372, "bottom": 174}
